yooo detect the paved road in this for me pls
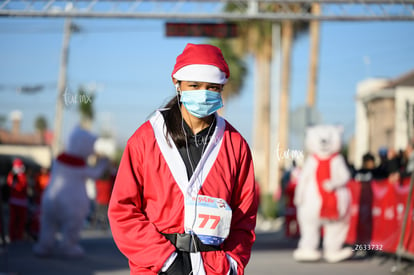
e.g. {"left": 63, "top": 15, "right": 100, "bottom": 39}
{"left": 0, "top": 228, "right": 412, "bottom": 275}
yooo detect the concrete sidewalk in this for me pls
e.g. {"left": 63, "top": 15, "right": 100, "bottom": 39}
{"left": 0, "top": 227, "right": 412, "bottom": 275}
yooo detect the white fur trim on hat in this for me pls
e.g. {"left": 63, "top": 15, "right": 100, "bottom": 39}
{"left": 173, "top": 64, "right": 228, "bottom": 84}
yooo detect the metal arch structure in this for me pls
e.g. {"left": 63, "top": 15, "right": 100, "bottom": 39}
{"left": 0, "top": 0, "right": 414, "bottom": 21}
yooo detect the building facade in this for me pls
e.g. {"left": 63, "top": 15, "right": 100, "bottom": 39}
{"left": 354, "top": 70, "right": 414, "bottom": 168}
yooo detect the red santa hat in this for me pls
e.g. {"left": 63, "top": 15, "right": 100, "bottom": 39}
{"left": 172, "top": 43, "right": 230, "bottom": 84}
{"left": 12, "top": 158, "right": 25, "bottom": 174}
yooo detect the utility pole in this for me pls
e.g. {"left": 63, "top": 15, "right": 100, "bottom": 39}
{"left": 306, "top": 2, "right": 321, "bottom": 126}
{"left": 52, "top": 18, "right": 72, "bottom": 156}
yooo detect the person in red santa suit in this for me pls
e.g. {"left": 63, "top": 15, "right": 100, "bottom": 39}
{"left": 108, "top": 43, "right": 258, "bottom": 275}
{"left": 6, "top": 158, "right": 28, "bottom": 242}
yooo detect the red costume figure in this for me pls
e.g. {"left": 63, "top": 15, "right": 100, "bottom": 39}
{"left": 284, "top": 165, "right": 301, "bottom": 238}
{"left": 29, "top": 167, "right": 50, "bottom": 239}
{"left": 35, "top": 167, "right": 50, "bottom": 199}
{"left": 93, "top": 166, "right": 116, "bottom": 229}
{"left": 7, "top": 158, "right": 28, "bottom": 242}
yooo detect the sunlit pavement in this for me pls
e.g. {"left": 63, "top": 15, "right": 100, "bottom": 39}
{"left": 0, "top": 224, "right": 413, "bottom": 275}
{"left": 246, "top": 230, "right": 413, "bottom": 275}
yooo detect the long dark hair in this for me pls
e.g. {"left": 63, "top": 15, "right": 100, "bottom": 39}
{"left": 163, "top": 94, "right": 186, "bottom": 148}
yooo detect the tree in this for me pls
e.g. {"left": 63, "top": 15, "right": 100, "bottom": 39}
{"left": 77, "top": 86, "right": 95, "bottom": 129}
{"left": 306, "top": 3, "right": 321, "bottom": 126}
{"left": 215, "top": 2, "right": 310, "bottom": 199}
{"left": 209, "top": 38, "right": 247, "bottom": 102}
{"left": 35, "top": 116, "right": 47, "bottom": 132}
{"left": 34, "top": 115, "right": 48, "bottom": 145}
{"left": 0, "top": 115, "right": 6, "bottom": 129}
{"left": 208, "top": 38, "right": 248, "bottom": 117}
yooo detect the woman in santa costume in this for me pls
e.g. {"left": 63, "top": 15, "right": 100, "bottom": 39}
{"left": 108, "top": 43, "right": 258, "bottom": 275}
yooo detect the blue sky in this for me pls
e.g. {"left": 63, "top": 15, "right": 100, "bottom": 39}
{"left": 0, "top": 18, "right": 414, "bottom": 151}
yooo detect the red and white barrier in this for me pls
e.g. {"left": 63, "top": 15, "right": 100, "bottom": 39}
{"left": 285, "top": 177, "right": 414, "bottom": 258}
{"left": 346, "top": 177, "right": 414, "bottom": 256}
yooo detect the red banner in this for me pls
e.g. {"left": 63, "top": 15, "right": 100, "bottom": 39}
{"left": 285, "top": 177, "right": 414, "bottom": 257}
{"left": 345, "top": 179, "right": 362, "bottom": 244}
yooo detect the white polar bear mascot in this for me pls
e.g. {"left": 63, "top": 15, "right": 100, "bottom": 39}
{"left": 293, "top": 125, "right": 353, "bottom": 263}
{"left": 33, "top": 126, "right": 109, "bottom": 258}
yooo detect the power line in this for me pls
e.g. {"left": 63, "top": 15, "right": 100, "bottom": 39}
{"left": 0, "top": 83, "right": 57, "bottom": 92}
{"left": 0, "top": 24, "right": 162, "bottom": 34}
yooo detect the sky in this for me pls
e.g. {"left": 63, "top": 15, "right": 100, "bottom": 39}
{"left": 0, "top": 17, "right": 414, "bottom": 152}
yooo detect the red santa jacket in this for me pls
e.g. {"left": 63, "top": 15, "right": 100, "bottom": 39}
{"left": 7, "top": 171, "right": 28, "bottom": 206}
{"left": 108, "top": 111, "right": 258, "bottom": 275}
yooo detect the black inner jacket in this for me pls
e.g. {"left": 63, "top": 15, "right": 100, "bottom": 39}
{"left": 161, "top": 110, "right": 216, "bottom": 180}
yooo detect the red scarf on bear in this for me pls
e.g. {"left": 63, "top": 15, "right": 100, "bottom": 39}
{"left": 57, "top": 153, "right": 86, "bottom": 167}
{"left": 314, "top": 153, "right": 339, "bottom": 220}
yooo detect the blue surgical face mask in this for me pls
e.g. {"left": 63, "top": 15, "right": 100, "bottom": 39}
{"left": 180, "top": 90, "right": 223, "bottom": 118}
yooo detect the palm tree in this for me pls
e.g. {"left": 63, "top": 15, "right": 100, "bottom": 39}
{"left": 278, "top": 19, "right": 294, "bottom": 180}
{"left": 225, "top": 2, "right": 275, "bottom": 195}
{"left": 306, "top": 3, "right": 321, "bottom": 126}
{"left": 0, "top": 115, "right": 6, "bottom": 129}
{"left": 77, "top": 86, "right": 94, "bottom": 130}
{"left": 215, "top": 2, "right": 310, "bottom": 197}
{"left": 34, "top": 115, "right": 48, "bottom": 145}
{"left": 208, "top": 38, "right": 248, "bottom": 108}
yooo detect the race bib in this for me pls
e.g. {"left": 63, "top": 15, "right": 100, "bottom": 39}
{"left": 185, "top": 195, "right": 232, "bottom": 246}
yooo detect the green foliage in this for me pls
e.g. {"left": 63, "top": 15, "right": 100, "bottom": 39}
{"left": 34, "top": 115, "right": 48, "bottom": 132}
{"left": 259, "top": 193, "right": 281, "bottom": 219}
{"left": 77, "top": 86, "right": 94, "bottom": 121}
{"left": 209, "top": 38, "right": 247, "bottom": 100}
{"left": 114, "top": 147, "right": 124, "bottom": 167}
{"left": 0, "top": 115, "right": 7, "bottom": 128}
{"left": 209, "top": 2, "right": 311, "bottom": 102}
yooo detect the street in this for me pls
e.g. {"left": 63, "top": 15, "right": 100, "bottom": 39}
{"left": 0, "top": 227, "right": 412, "bottom": 275}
